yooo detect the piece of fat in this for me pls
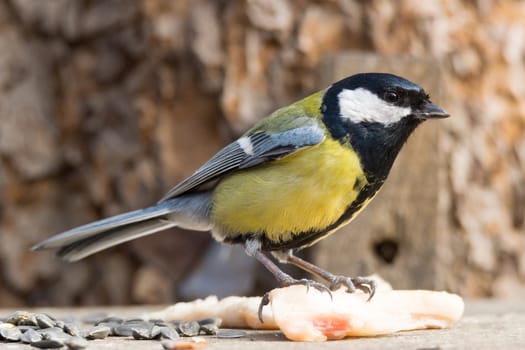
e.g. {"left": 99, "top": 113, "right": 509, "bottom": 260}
{"left": 269, "top": 285, "right": 464, "bottom": 341}
{"left": 143, "top": 276, "right": 464, "bottom": 342}
{"left": 143, "top": 295, "right": 277, "bottom": 330}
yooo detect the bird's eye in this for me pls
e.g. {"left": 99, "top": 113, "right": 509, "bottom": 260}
{"left": 384, "top": 91, "right": 400, "bottom": 103}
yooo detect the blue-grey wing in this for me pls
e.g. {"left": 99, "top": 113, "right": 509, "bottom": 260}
{"left": 159, "top": 119, "right": 325, "bottom": 201}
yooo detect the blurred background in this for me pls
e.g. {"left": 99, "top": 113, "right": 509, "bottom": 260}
{"left": 0, "top": 0, "right": 524, "bottom": 307}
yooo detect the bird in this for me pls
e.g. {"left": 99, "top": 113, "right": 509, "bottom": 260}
{"left": 33, "top": 72, "right": 449, "bottom": 319}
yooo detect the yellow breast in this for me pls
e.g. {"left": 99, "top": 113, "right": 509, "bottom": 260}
{"left": 211, "top": 138, "right": 367, "bottom": 244}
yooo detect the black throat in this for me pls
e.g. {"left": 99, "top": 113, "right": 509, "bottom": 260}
{"left": 340, "top": 118, "right": 421, "bottom": 182}
{"left": 322, "top": 101, "right": 422, "bottom": 185}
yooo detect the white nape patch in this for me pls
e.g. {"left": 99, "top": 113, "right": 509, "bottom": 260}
{"left": 237, "top": 136, "right": 255, "bottom": 155}
{"left": 338, "top": 88, "right": 412, "bottom": 125}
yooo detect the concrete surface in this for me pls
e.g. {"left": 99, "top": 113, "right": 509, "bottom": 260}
{"left": 1, "top": 299, "right": 524, "bottom": 349}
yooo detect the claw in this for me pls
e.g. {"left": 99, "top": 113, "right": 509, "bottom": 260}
{"left": 298, "top": 279, "right": 333, "bottom": 299}
{"left": 286, "top": 278, "right": 333, "bottom": 301}
{"left": 329, "top": 276, "right": 356, "bottom": 293}
{"left": 257, "top": 292, "right": 270, "bottom": 323}
{"left": 328, "top": 275, "right": 376, "bottom": 301}
{"left": 349, "top": 276, "right": 376, "bottom": 301}
{"left": 364, "top": 279, "right": 376, "bottom": 301}
{"left": 258, "top": 292, "right": 271, "bottom": 323}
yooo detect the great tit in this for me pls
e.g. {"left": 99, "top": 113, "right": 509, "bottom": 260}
{"left": 33, "top": 73, "right": 449, "bottom": 313}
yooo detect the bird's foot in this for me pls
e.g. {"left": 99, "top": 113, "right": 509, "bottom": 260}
{"left": 257, "top": 277, "right": 333, "bottom": 323}
{"left": 328, "top": 275, "right": 376, "bottom": 301}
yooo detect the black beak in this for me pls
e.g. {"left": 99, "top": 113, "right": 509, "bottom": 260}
{"left": 413, "top": 102, "right": 449, "bottom": 119}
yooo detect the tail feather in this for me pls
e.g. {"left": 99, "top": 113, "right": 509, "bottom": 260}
{"left": 32, "top": 200, "right": 182, "bottom": 251}
{"left": 32, "top": 193, "right": 213, "bottom": 262}
{"left": 56, "top": 218, "right": 177, "bottom": 262}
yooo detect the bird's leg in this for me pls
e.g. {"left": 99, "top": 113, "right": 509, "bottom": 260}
{"left": 245, "top": 239, "right": 332, "bottom": 292}
{"left": 273, "top": 250, "right": 376, "bottom": 300}
{"left": 244, "top": 239, "right": 331, "bottom": 322}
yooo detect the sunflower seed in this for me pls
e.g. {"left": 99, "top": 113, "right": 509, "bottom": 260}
{"left": 124, "top": 318, "right": 144, "bottom": 323}
{"left": 0, "top": 326, "right": 22, "bottom": 341}
{"left": 65, "top": 336, "right": 88, "bottom": 350}
{"left": 115, "top": 319, "right": 152, "bottom": 337}
{"left": 147, "top": 318, "right": 164, "bottom": 324}
{"left": 6, "top": 311, "right": 37, "bottom": 326}
{"left": 63, "top": 323, "right": 80, "bottom": 337}
{"left": 18, "top": 325, "right": 39, "bottom": 333}
{"left": 85, "top": 325, "right": 111, "bottom": 339}
{"left": 152, "top": 321, "right": 170, "bottom": 327}
{"left": 200, "top": 323, "right": 219, "bottom": 335}
{"left": 21, "top": 328, "right": 42, "bottom": 343}
{"left": 96, "top": 317, "right": 124, "bottom": 326}
{"left": 95, "top": 321, "right": 119, "bottom": 335}
{"left": 39, "top": 328, "right": 72, "bottom": 345}
{"left": 131, "top": 326, "right": 152, "bottom": 340}
{"left": 31, "top": 339, "right": 65, "bottom": 348}
{"left": 0, "top": 322, "right": 15, "bottom": 330}
{"left": 159, "top": 326, "right": 180, "bottom": 340}
{"left": 150, "top": 325, "right": 162, "bottom": 339}
{"left": 112, "top": 323, "right": 135, "bottom": 337}
{"left": 216, "top": 329, "right": 246, "bottom": 338}
{"left": 125, "top": 320, "right": 151, "bottom": 327}
{"left": 36, "top": 314, "right": 56, "bottom": 329}
{"left": 178, "top": 321, "right": 200, "bottom": 337}
{"left": 197, "top": 317, "right": 221, "bottom": 327}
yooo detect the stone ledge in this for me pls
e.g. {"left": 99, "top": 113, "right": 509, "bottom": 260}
{"left": 1, "top": 299, "right": 523, "bottom": 349}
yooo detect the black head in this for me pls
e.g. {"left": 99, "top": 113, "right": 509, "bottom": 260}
{"left": 321, "top": 72, "right": 449, "bottom": 181}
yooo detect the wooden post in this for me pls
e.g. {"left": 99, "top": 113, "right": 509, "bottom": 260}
{"left": 312, "top": 52, "right": 448, "bottom": 290}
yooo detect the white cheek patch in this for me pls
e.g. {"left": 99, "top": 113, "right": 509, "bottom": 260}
{"left": 338, "top": 88, "right": 412, "bottom": 125}
{"left": 237, "top": 136, "right": 254, "bottom": 155}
